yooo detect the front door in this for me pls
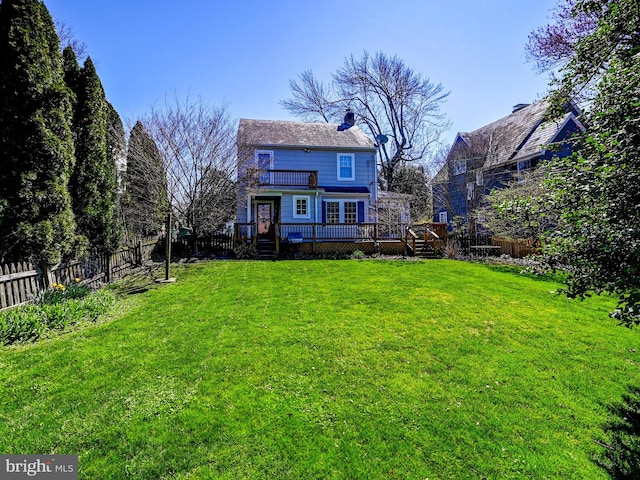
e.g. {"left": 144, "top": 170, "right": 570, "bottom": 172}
{"left": 257, "top": 202, "right": 273, "bottom": 240}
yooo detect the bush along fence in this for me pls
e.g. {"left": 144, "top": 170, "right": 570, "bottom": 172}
{"left": 0, "top": 237, "right": 160, "bottom": 311}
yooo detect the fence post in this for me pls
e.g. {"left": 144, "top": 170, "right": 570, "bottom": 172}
{"left": 105, "top": 254, "right": 112, "bottom": 283}
{"left": 136, "top": 239, "right": 143, "bottom": 265}
{"left": 312, "top": 224, "right": 316, "bottom": 254}
{"left": 39, "top": 262, "right": 53, "bottom": 290}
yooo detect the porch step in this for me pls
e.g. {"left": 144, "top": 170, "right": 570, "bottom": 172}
{"left": 256, "top": 240, "right": 278, "bottom": 260}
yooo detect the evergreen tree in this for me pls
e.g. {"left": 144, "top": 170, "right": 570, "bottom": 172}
{"left": 123, "top": 121, "right": 168, "bottom": 237}
{"left": 67, "top": 57, "right": 122, "bottom": 255}
{"left": 106, "top": 101, "right": 126, "bottom": 222}
{"left": 0, "top": 0, "right": 77, "bottom": 263}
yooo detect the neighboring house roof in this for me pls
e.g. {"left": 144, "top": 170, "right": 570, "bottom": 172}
{"left": 376, "top": 191, "right": 413, "bottom": 202}
{"left": 434, "top": 98, "right": 583, "bottom": 183}
{"left": 237, "top": 119, "right": 376, "bottom": 150}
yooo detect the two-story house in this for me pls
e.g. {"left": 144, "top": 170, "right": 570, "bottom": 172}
{"left": 236, "top": 114, "right": 382, "bottom": 257}
{"left": 432, "top": 99, "right": 584, "bottom": 232}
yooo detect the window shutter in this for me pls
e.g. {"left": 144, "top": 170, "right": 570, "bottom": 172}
{"left": 321, "top": 201, "right": 327, "bottom": 223}
{"left": 357, "top": 201, "right": 365, "bottom": 223}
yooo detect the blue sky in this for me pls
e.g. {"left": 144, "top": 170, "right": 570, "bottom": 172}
{"left": 46, "top": 0, "right": 558, "bottom": 148}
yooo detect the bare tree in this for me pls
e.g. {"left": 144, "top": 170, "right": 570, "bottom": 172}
{"left": 122, "top": 121, "right": 168, "bottom": 240}
{"left": 55, "top": 19, "right": 88, "bottom": 61}
{"left": 473, "top": 167, "right": 558, "bottom": 244}
{"left": 432, "top": 134, "right": 506, "bottom": 236}
{"left": 281, "top": 51, "right": 450, "bottom": 190}
{"left": 144, "top": 94, "right": 237, "bottom": 253}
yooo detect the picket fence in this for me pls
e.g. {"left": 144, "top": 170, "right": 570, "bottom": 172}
{"left": 0, "top": 237, "right": 160, "bottom": 311}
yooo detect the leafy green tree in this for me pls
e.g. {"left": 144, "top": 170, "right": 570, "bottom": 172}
{"left": 540, "top": 0, "right": 640, "bottom": 326}
{"left": 0, "top": 0, "right": 77, "bottom": 263}
{"left": 122, "top": 121, "right": 168, "bottom": 238}
{"left": 67, "top": 56, "right": 122, "bottom": 255}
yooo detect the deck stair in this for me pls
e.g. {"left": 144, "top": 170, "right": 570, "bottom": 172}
{"left": 407, "top": 226, "right": 445, "bottom": 259}
{"left": 256, "top": 239, "right": 278, "bottom": 260}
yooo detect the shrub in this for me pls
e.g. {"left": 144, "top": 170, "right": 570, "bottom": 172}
{"left": 0, "top": 283, "right": 115, "bottom": 346}
{"left": 0, "top": 306, "right": 47, "bottom": 345}
{"left": 233, "top": 242, "right": 257, "bottom": 259}
{"left": 351, "top": 249, "right": 366, "bottom": 260}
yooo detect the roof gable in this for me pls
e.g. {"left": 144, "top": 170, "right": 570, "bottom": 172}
{"left": 449, "top": 99, "right": 582, "bottom": 168}
{"left": 237, "top": 119, "right": 376, "bottom": 150}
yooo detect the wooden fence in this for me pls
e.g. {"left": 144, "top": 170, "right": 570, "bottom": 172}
{"left": 0, "top": 237, "right": 160, "bottom": 311}
{"left": 173, "top": 234, "right": 234, "bottom": 257}
{"left": 491, "top": 236, "right": 540, "bottom": 258}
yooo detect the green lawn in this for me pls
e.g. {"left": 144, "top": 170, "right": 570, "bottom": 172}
{"left": 1, "top": 260, "right": 638, "bottom": 479}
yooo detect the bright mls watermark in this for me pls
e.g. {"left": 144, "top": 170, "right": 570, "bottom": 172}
{"left": 1, "top": 456, "right": 77, "bottom": 479}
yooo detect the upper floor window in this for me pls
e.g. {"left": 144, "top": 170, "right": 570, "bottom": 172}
{"left": 337, "top": 153, "right": 355, "bottom": 181}
{"left": 255, "top": 150, "right": 274, "bottom": 170}
{"left": 453, "top": 160, "right": 467, "bottom": 175}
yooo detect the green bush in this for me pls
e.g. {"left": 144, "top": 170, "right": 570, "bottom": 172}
{"left": 0, "top": 283, "right": 115, "bottom": 346}
{"left": 0, "top": 306, "right": 47, "bottom": 345}
{"left": 351, "top": 249, "right": 366, "bottom": 259}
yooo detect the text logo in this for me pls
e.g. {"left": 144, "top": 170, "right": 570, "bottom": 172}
{"left": 1, "top": 456, "right": 77, "bottom": 479}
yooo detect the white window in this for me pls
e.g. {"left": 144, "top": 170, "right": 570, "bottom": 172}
{"left": 453, "top": 159, "right": 467, "bottom": 175}
{"left": 326, "top": 201, "right": 340, "bottom": 224}
{"left": 438, "top": 211, "right": 448, "bottom": 223}
{"left": 293, "top": 196, "right": 310, "bottom": 219}
{"left": 324, "top": 200, "right": 363, "bottom": 223}
{"left": 344, "top": 202, "right": 357, "bottom": 224}
{"left": 476, "top": 170, "right": 484, "bottom": 186}
{"left": 467, "top": 182, "right": 475, "bottom": 201}
{"left": 337, "top": 153, "right": 355, "bottom": 181}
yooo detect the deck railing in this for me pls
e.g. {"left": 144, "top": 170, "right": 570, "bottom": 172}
{"left": 235, "top": 222, "right": 408, "bottom": 243}
{"left": 258, "top": 170, "right": 318, "bottom": 188}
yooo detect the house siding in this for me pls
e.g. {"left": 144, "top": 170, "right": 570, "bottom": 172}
{"left": 269, "top": 148, "right": 376, "bottom": 189}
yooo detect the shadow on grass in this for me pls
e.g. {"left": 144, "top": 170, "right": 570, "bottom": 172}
{"left": 595, "top": 386, "right": 640, "bottom": 479}
{"left": 482, "top": 262, "right": 566, "bottom": 283}
{"left": 108, "top": 265, "right": 162, "bottom": 296}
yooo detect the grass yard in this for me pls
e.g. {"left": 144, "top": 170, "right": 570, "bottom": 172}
{"left": 0, "top": 259, "right": 638, "bottom": 479}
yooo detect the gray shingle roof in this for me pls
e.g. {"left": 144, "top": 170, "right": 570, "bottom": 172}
{"left": 237, "top": 119, "right": 376, "bottom": 150}
{"left": 457, "top": 99, "right": 577, "bottom": 168}
{"left": 433, "top": 99, "right": 581, "bottom": 184}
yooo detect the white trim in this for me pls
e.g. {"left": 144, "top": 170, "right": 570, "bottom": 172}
{"left": 292, "top": 195, "right": 311, "bottom": 219}
{"left": 438, "top": 211, "right": 448, "bottom": 223}
{"left": 337, "top": 153, "right": 355, "bottom": 181}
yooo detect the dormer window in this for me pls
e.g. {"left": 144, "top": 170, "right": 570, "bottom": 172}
{"left": 337, "top": 153, "right": 355, "bottom": 181}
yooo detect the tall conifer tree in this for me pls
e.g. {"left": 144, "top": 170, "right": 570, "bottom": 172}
{"left": 123, "top": 121, "right": 168, "bottom": 237}
{"left": 0, "top": 0, "right": 77, "bottom": 263}
{"left": 67, "top": 57, "right": 122, "bottom": 255}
